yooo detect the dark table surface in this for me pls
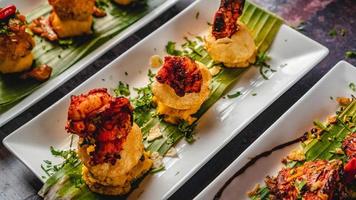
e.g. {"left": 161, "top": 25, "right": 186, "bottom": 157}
{"left": 0, "top": 0, "right": 355, "bottom": 199}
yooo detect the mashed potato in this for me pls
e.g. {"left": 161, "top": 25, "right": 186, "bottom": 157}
{"left": 205, "top": 21, "right": 256, "bottom": 68}
{"left": 152, "top": 62, "right": 211, "bottom": 124}
{"left": 50, "top": 12, "right": 93, "bottom": 38}
{"left": 78, "top": 123, "right": 152, "bottom": 195}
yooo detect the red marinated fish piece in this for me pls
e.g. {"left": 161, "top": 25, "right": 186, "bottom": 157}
{"left": 342, "top": 133, "right": 356, "bottom": 159}
{"left": 156, "top": 56, "right": 202, "bottom": 97}
{"left": 212, "top": 0, "right": 245, "bottom": 39}
{"left": 66, "top": 89, "right": 133, "bottom": 165}
{"left": 266, "top": 160, "right": 347, "bottom": 200}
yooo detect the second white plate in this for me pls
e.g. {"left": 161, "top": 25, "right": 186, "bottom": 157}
{"left": 196, "top": 61, "right": 356, "bottom": 200}
{"left": 3, "top": 0, "right": 328, "bottom": 199}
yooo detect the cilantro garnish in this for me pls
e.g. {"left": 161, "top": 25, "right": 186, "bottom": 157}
{"left": 114, "top": 81, "right": 130, "bottom": 97}
{"left": 227, "top": 91, "right": 241, "bottom": 99}
{"left": 165, "top": 41, "right": 182, "bottom": 56}
{"left": 345, "top": 51, "right": 356, "bottom": 59}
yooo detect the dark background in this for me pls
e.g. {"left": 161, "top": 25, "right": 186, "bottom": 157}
{"left": 0, "top": 0, "right": 355, "bottom": 199}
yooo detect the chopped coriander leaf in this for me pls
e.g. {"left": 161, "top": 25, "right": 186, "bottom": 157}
{"left": 150, "top": 166, "right": 165, "bottom": 174}
{"left": 178, "top": 121, "right": 196, "bottom": 143}
{"left": 195, "top": 11, "right": 200, "bottom": 19}
{"left": 41, "top": 146, "right": 79, "bottom": 177}
{"left": 58, "top": 38, "right": 73, "bottom": 47}
{"left": 255, "top": 52, "right": 274, "bottom": 80}
{"left": 147, "top": 69, "right": 155, "bottom": 82}
{"left": 349, "top": 82, "right": 356, "bottom": 92}
{"left": 328, "top": 28, "right": 337, "bottom": 37}
{"left": 294, "top": 179, "right": 306, "bottom": 192}
{"left": 345, "top": 51, "right": 356, "bottom": 59}
{"left": 96, "top": 0, "right": 110, "bottom": 9}
{"left": 114, "top": 81, "right": 130, "bottom": 97}
{"left": 227, "top": 91, "right": 241, "bottom": 99}
{"left": 165, "top": 41, "right": 182, "bottom": 56}
{"left": 330, "top": 96, "right": 334, "bottom": 100}
{"left": 207, "top": 22, "right": 212, "bottom": 26}
{"left": 252, "top": 93, "right": 257, "bottom": 96}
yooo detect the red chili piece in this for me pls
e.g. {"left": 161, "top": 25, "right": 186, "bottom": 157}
{"left": 344, "top": 158, "right": 356, "bottom": 184}
{"left": 0, "top": 5, "right": 16, "bottom": 20}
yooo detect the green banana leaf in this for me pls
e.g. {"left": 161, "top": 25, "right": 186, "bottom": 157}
{"left": 39, "top": 1, "right": 284, "bottom": 199}
{"left": 0, "top": 0, "right": 167, "bottom": 111}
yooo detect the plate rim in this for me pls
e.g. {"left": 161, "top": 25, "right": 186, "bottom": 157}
{"left": 195, "top": 60, "right": 355, "bottom": 199}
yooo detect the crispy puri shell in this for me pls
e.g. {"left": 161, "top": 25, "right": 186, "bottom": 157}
{"left": 205, "top": 21, "right": 256, "bottom": 68}
{"left": 78, "top": 123, "right": 145, "bottom": 186}
{"left": 152, "top": 62, "right": 211, "bottom": 110}
{"left": 0, "top": 53, "right": 33, "bottom": 74}
{"left": 50, "top": 12, "right": 93, "bottom": 38}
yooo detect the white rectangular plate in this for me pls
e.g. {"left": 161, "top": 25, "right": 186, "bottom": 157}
{"left": 0, "top": 0, "right": 179, "bottom": 127}
{"left": 196, "top": 61, "right": 356, "bottom": 200}
{"left": 3, "top": 0, "right": 328, "bottom": 199}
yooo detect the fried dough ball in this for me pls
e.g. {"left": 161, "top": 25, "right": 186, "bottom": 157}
{"left": 48, "top": 0, "right": 95, "bottom": 38}
{"left": 152, "top": 56, "right": 211, "bottom": 124}
{"left": 82, "top": 151, "right": 152, "bottom": 195}
{"left": 0, "top": 12, "right": 35, "bottom": 73}
{"left": 205, "top": 21, "right": 256, "bottom": 68}
{"left": 78, "top": 124, "right": 152, "bottom": 191}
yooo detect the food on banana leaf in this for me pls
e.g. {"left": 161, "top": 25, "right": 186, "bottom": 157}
{"left": 37, "top": 1, "right": 284, "bottom": 198}
{"left": 266, "top": 160, "right": 347, "bottom": 199}
{"left": 48, "top": 0, "right": 95, "bottom": 38}
{"left": 0, "top": 5, "right": 35, "bottom": 74}
{"left": 66, "top": 88, "right": 152, "bottom": 195}
{"left": 247, "top": 98, "right": 356, "bottom": 200}
{"left": 152, "top": 56, "right": 211, "bottom": 124}
{"left": 205, "top": 0, "right": 256, "bottom": 68}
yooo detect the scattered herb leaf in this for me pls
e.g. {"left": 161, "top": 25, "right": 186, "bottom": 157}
{"left": 345, "top": 51, "right": 356, "bottom": 59}
{"left": 328, "top": 28, "right": 337, "bottom": 37}
{"left": 114, "top": 81, "right": 130, "bottom": 97}
{"left": 349, "top": 82, "right": 356, "bottom": 92}
{"left": 165, "top": 41, "right": 182, "bottom": 56}
{"left": 227, "top": 91, "right": 242, "bottom": 99}
{"left": 178, "top": 121, "right": 196, "bottom": 143}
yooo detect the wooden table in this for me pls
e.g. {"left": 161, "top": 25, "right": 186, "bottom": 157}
{"left": 0, "top": 0, "right": 355, "bottom": 199}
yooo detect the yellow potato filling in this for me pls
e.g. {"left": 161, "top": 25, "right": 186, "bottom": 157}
{"left": 50, "top": 12, "right": 93, "bottom": 38}
{"left": 0, "top": 53, "right": 33, "bottom": 74}
{"left": 152, "top": 62, "right": 212, "bottom": 124}
{"left": 78, "top": 123, "right": 153, "bottom": 195}
{"left": 205, "top": 21, "right": 256, "bottom": 68}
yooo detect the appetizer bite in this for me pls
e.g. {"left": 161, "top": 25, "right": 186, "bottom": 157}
{"left": 205, "top": 0, "right": 256, "bottom": 68}
{"left": 245, "top": 98, "right": 356, "bottom": 200}
{"left": 48, "top": 0, "right": 95, "bottom": 38}
{"left": 152, "top": 56, "right": 212, "bottom": 124}
{"left": 66, "top": 89, "right": 152, "bottom": 195}
{"left": 0, "top": 5, "right": 35, "bottom": 74}
{"left": 265, "top": 160, "right": 346, "bottom": 199}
